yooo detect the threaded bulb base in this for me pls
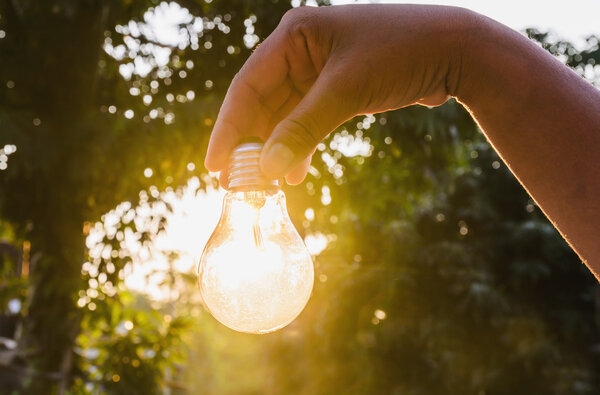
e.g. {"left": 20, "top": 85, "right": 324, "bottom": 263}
{"left": 228, "top": 142, "right": 279, "bottom": 190}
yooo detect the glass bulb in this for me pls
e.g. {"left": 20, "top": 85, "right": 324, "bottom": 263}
{"left": 198, "top": 143, "right": 314, "bottom": 334}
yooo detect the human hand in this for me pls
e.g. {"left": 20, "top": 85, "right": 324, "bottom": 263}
{"left": 204, "top": 4, "right": 475, "bottom": 187}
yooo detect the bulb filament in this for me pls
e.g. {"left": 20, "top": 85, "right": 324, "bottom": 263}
{"left": 253, "top": 220, "right": 264, "bottom": 250}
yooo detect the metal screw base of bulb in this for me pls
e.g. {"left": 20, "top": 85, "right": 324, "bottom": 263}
{"left": 228, "top": 142, "right": 279, "bottom": 191}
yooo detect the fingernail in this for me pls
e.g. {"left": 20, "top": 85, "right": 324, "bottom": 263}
{"left": 262, "top": 142, "right": 294, "bottom": 177}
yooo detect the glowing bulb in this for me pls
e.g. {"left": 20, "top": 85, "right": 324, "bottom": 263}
{"left": 198, "top": 142, "right": 314, "bottom": 334}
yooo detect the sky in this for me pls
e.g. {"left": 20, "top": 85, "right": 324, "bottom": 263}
{"left": 335, "top": 0, "right": 600, "bottom": 47}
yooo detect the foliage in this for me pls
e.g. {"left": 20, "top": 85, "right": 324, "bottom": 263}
{"left": 0, "top": 0, "right": 290, "bottom": 391}
{"left": 73, "top": 290, "right": 190, "bottom": 395}
{"left": 0, "top": 221, "right": 26, "bottom": 315}
{"left": 72, "top": 182, "right": 203, "bottom": 394}
{"left": 0, "top": 1, "right": 598, "bottom": 394}
{"left": 275, "top": 106, "right": 599, "bottom": 394}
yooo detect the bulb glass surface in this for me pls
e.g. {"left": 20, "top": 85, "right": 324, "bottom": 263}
{"left": 198, "top": 189, "right": 314, "bottom": 334}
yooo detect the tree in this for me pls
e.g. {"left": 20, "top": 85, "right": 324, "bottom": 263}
{"left": 262, "top": 30, "right": 600, "bottom": 394}
{"left": 0, "top": 1, "right": 598, "bottom": 394}
{"left": 0, "top": 0, "right": 294, "bottom": 392}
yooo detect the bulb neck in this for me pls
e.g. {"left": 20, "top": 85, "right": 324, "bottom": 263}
{"left": 228, "top": 142, "right": 279, "bottom": 191}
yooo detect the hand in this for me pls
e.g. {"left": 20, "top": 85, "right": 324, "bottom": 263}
{"left": 204, "top": 4, "right": 474, "bottom": 186}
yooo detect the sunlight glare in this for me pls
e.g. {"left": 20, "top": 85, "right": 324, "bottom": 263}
{"left": 123, "top": 179, "right": 224, "bottom": 300}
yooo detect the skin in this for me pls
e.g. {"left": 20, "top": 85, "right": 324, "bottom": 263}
{"left": 204, "top": 5, "right": 600, "bottom": 280}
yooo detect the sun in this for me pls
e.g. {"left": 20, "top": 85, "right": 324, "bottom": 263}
{"left": 123, "top": 177, "right": 225, "bottom": 301}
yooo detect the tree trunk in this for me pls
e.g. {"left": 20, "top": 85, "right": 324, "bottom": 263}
{"left": 0, "top": 2, "right": 111, "bottom": 393}
{"left": 21, "top": 219, "right": 84, "bottom": 394}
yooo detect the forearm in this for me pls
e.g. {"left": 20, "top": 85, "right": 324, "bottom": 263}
{"left": 206, "top": 4, "right": 600, "bottom": 279}
{"left": 456, "top": 12, "right": 600, "bottom": 278}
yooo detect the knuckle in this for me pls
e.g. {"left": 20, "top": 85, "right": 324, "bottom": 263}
{"left": 277, "top": 115, "right": 321, "bottom": 154}
{"left": 282, "top": 6, "right": 311, "bottom": 22}
{"left": 281, "top": 7, "right": 317, "bottom": 38}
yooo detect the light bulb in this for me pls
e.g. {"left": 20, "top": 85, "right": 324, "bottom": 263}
{"left": 198, "top": 142, "right": 314, "bottom": 334}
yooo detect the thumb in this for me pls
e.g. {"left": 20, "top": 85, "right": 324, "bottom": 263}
{"left": 260, "top": 70, "right": 352, "bottom": 179}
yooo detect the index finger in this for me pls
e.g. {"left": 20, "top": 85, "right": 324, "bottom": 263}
{"left": 204, "top": 34, "right": 289, "bottom": 172}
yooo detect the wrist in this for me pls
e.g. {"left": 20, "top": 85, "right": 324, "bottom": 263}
{"left": 446, "top": 9, "right": 493, "bottom": 100}
{"left": 453, "top": 11, "right": 535, "bottom": 110}
{"left": 416, "top": 6, "right": 491, "bottom": 104}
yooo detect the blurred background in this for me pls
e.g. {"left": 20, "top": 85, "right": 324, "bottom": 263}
{"left": 0, "top": 0, "right": 599, "bottom": 394}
